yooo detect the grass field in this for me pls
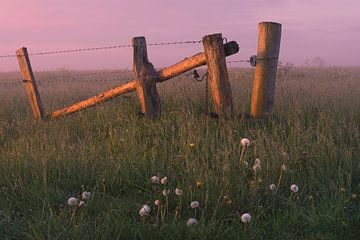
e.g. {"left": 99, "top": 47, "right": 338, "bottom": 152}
{"left": 0, "top": 67, "right": 359, "bottom": 239}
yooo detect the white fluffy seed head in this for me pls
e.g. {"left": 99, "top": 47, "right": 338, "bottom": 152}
{"left": 290, "top": 184, "right": 299, "bottom": 193}
{"left": 190, "top": 201, "right": 200, "bottom": 209}
{"left": 67, "top": 197, "right": 78, "bottom": 207}
{"left": 241, "top": 213, "right": 252, "bottom": 223}
{"left": 241, "top": 138, "right": 250, "bottom": 147}
{"left": 187, "top": 218, "right": 198, "bottom": 226}
{"left": 175, "top": 188, "right": 183, "bottom": 196}
{"left": 81, "top": 191, "right": 91, "bottom": 200}
{"left": 139, "top": 208, "right": 147, "bottom": 216}
{"left": 154, "top": 199, "right": 161, "bottom": 206}
{"left": 160, "top": 177, "right": 168, "bottom": 185}
{"left": 150, "top": 176, "right": 159, "bottom": 184}
{"left": 139, "top": 204, "right": 151, "bottom": 216}
{"left": 162, "top": 189, "right": 170, "bottom": 196}
{"left": 142, "top": 204, "right": 151, "bottom": 213}
{"left": 269, "top": 184, "right": 276, "bottom": 191}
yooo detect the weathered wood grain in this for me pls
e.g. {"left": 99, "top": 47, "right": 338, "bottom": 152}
{"left": 202, "top": 33, "right": 233, "bottom": 116}
{"left": 16, "top": 47, "right": 45, "bottom": 119}
{"left": 133, "top": 37, "right": 160, "bottom": 117}
{"left": 251, "top": 22, "right": 282, "bottom": 119}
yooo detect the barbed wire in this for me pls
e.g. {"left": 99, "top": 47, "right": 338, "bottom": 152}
{"left": 0, "top": 40, "right": 202, "bottom": 58}
{"left": 0, "top": 54, "right": 17, "bottom": 58}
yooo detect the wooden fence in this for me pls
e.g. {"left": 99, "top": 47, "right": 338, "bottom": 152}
{"left": 14, "top": 22, "right": 281, "bottom": 120}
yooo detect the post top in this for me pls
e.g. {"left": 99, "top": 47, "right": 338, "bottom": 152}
{"left": 259, "top": 22, "right": 281, "bottom": 26}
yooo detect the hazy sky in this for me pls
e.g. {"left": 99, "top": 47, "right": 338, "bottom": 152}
{"left": 1, "top": 0, "right": 359, "bottom": 71}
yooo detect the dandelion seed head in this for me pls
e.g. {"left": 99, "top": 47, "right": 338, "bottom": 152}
{"left": 67, "top": 197, "right": 78, "bottom": 207}
{"left": 190, "top": 201, "right": 200, "bottom": 209}
{"left": 150, "top": 176, "right": 159, "bottom": 184}
{"left": 162, "top": 189, "right": 170, "bottom": 196}
{"left": 154, "top": 199, "right": 161, "bottom": 206}
{"left": 139, "top": 208, "right": 147, "bottom": 216}
{"left": 175, "top": 188, "right": 183, "bottom": 196}
{"left": 142, "top": 204, "right": 151, "bottom": 213}
{"left": 241, "top": 213, "right": 252, "bottom": 223}
{"left": 241, "top": 138, "right": 250, "bottom": 147}
{"left": 187, "top": 218, "right": 198, "bottom": 226}
{"left": 81, "top": 191, "right": 91, "bottom": 200}
{"left": 290, "top": 184, "right": 299, "bottom": 193}
{"left": 160, "top": 176, "right": 168, "bottom": 185}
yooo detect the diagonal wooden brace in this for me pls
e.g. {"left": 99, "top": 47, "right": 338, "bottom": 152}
{"left": 51, "top": 41, "right": 239, "bottom": 118}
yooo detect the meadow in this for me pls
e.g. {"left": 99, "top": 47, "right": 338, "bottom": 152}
{"left": 0, "top": 66, "right": 359, "bottom": 239}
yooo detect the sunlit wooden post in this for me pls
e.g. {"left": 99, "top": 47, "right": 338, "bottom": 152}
{"left": 202, "top": 33, "right": 233, "bottom": 117}
{"left": 251, "top": 22, "right": 282, "bottom": 119}
{"left": 132, "top": 37, "right": 161, "bottom": 117}
{"left": 16, "top": 47, "right": 45, "bottom": 119}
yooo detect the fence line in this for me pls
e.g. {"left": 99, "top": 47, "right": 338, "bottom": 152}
{"left": 2, "top": 24, "right": 283, "bottom": 120}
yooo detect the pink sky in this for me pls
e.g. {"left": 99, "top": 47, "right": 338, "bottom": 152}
{"left": 1, "top": 0, "right": 359, "bottom": 71}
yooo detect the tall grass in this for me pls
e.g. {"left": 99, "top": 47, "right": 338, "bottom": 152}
{"left": 0, "top": 67, "right": 359, "bottom": 239}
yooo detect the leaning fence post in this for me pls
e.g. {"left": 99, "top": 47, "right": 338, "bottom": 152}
{"left": 250, "top": 22, "right": 282, "bottom": 119}
{"left": 132, "top": 36, "right": 161, "bottom": 117}
{"left": 16, "top": 47, "right": 44, "bottom": 120}
{"left": 202, "top": 33, "right": 233, "bottom": 117}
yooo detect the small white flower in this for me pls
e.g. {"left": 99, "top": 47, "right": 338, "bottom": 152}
{"left": 241, "top": 138, "right": 250, "bottom": 147}
{"left": 175, "top": 188, "right": 183, "bottom": 196}
{"left": 150, "top": 175, "right": 159, "bottom": 184}
{"left": 190, "top": 201, "right": 200, "bottom": 209}
{"left": 162, "top": 189, "right": 170, "bottom": 196}
{"left": 67, "top": 197, "right": 78, "bottom": 207}
{"left": 290, "top": 184, "right": 299, "bottom": 193}
{"left": 281, "top": 164, "right": 287, "bottom": 171}
{"left": 241, "top": 213, "right": 252, "bottom": 223}
{"left": 160, "top": 176, "right": 168, "bottom": 185}
{"left": 269, "top": 184, "right": 276, "bottom": 191}
{"left": 81, "top": 191, "right": 91, "bottom": 200}
{"left": 186, "top": 218, "right": 198, "bottom": 226}
{"left": 78, "top": 200, "right": 86, "bottom": 207}
{"left": 154, "top": 199, "right": 161, "bottom": 206}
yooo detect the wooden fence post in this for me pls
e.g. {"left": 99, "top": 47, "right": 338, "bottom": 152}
{"left": 202, "top": 33, "right": 233, "bottom": 117}
{"left": 132, "top": 37, "right": 160, "bottom": 117}
{"left": 16, "top": 47, "right": 45, "bottom": 119}
{"left": 251, "top": 22, "right": 282, "bottom": 119}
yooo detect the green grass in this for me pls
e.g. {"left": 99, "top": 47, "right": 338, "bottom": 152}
{"left": 0, "top": 67, "right": 359, "bottom": 239}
